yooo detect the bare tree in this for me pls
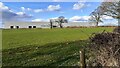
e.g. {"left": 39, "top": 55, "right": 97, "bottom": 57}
{"left": 100, "top": 1, "right": 120, "bottom": 19}
{"left": 90, "top": 1, "right": 120, "bottom": 26}
{"left": 89, "top": 7, "right": 103, "bottom": 27}
{"left": 58, "top": 16, "right": 68, "bottom": 28}
{"left": 100, "top": 1, "right": 120, "bottom": 32}
{"left": 49, "top": 16, "right": 68, "bottom": 29}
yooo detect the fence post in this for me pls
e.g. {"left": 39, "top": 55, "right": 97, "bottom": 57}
{"left": 80, "top": 49, "right": 86, "bottom": 68}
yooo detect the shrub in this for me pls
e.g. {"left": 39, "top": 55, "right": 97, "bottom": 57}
{"left": 113, "top": 27, "right": 120, "bottom": 33}
{"left": 87, "top": 31, "right": 120, "bottom": 67}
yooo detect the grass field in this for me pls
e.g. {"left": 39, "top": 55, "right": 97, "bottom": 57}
{"left": 2, "top": 27, "right": 114, "bottom": 66}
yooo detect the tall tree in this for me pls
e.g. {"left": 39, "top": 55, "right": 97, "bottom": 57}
{"left": 100, "top": 1, "right": 120, "bottom": 32}
{"left": 90, "top": 1, "right": 120, "bottom": 27}
{"left": 89, "top": 7, "right": 103, "bottom": 26}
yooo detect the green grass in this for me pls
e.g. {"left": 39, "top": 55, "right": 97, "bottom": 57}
{"left": 2, "top": 27, "right": 114, "bottom": 49}
{"left": 2, "top": 27, "right": 114, "bottom": 66}
{"left": 3, "top": 40, "right": 88, "bottom": 66}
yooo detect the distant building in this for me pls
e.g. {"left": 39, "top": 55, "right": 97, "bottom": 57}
{"left": 4, "top": 22, "right": 50, "bottom": 29}
{"left": 3, "top": 21, "right": 95, "bottom": 29}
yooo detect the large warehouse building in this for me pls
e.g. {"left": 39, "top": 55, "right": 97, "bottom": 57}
{"left": 4, "top": 22, "right": 50, "bottom": 29}
{"left": 3, "top": 21, "right": 95, "bottom": 29}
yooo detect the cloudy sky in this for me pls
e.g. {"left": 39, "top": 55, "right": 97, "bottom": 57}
{"left": 0, "top": 0, "right": 118, "bottom": 28}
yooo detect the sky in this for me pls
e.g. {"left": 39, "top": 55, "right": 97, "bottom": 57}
{"left": 0, "top": 0, "right": 103, "bottom": 2}
{"left": 0, "top": 0, "right": 118, "bottom": 28}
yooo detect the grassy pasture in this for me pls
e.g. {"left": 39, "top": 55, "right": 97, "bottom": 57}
{"left": 2, "top": 27, "right": 114, "bottom": 66}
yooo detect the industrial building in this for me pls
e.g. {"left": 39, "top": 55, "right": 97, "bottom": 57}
{"left": 3, "top": 21, "right": 95, "bottom": 29}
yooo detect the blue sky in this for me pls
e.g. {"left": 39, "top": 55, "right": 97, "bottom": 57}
{"left": 2, "top": 2, "right": 101, "bottom": 20}
{"left": 1, "top": 0, "right": 103, "bottom": 2}
{"left": 0, "top": 1, "right": 118, "bottom": 28}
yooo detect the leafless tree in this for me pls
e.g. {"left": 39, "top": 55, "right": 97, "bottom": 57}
{"left": 100, "top": 1, "right": 120, "bottom": 19}
{"left": 100, "top": 1, "right": 120, "bottom": 32}
{"left": 58, "top": 16, "right": 68, "bottom": 28}
{"left": 89, "top": 6, "right": 103, "bottom": 27}
{"left": 49, "top": 16, "right": 68, "bottom": 28}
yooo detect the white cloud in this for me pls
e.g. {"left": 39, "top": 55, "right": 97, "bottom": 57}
{"left": 99, "top": 20, "right": 118, "bottom": 26}
{"left": 16, "top": 12, "right": 32, "bottom": 18}
{"left": 32, "top": 5, "right": 61, "bottom": 13}
{"left": 73, "top": 3, "right": 85, "bottom": 10}
{"left": 21, "top": 7, "right": 25, "bottom": 11}
{"left": 82, "top": 16, "right": 90, "bottom": 20}
{"left": 15, "top": 11, "right": 32, "bottom": 18}
{"left": 21, "top": 7, "right": 31, "bottom": 11}
{"left": 16, "top": 12, "right": 25, "bottom": 15}
{"left": 47, "top": 5, "right": 61, "bottom": 11}
{"left": 69, "top": 16, "right": 81, "bottom": 21}
{"left": 102, "top": 15, "right": 113, "bottom": 20}
{"left": 33, "top": 5, "right": 61, "bottom": 12}
{"left": 2, "top": 11, "right": 32, "bottom": 22}
{"left": 16, "top": 12, "right": 32, "bottom": 17}
{"left": 21, "top": 7, "right": 44, "bottom": 13}
{"left": 34, "top": 9, "right": 44, "bottom": 13}
{"left": 73, "top": 0, "right": 90, "bottom": 10}
{"left": 0, "top": 2, "right": 32, "bottom": 22}
{"left": 69, "top": 16, "right": 90, "bottom": 22}
{"left": 99, "top": 15, "right": 117, "bottom": 26}
{"left": 0, "top": 2, "right": 9, "bottom": 10}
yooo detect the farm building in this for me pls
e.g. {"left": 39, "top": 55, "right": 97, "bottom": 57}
{"left": 4, "top": 21, "right": 50, "bottom": 29}
{"left": 3, "top": 21, "right": 95, "bottom": 29}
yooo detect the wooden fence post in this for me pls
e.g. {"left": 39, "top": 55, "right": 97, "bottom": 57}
{"left": 80, "top": 49, "right": 86, "bottom": 68}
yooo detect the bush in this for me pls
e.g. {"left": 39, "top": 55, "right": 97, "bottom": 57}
{"left": 87, "top": 31, "right": 120, "bottom": 67}
{"left": 113, "top": 27, "right": 120, "bottom": 33}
